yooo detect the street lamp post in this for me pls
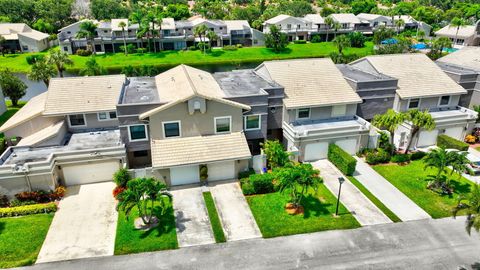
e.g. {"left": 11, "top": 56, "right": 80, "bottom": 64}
{"left": 335, "top": 177, "right": 345, "bottom": 216}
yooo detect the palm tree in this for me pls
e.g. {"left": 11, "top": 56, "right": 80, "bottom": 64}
{"left": 206, "top": 30, "right": 218, "bottom": 50}
{"left": 117, "top": 177, "right": 172, "bottom": 225}
{"left": 394, "top": 19, "right": 405, "bottom": 35}
{"left": 146, "top": 11, "right": 159, "bottom": 52}
{"left": 79, "top": 56, "right": 106, "bottom": 76}
{"left": 403, "top": 109, "right": 436, "bottom": 154}
{"left": 0, "top": 34, "right": 5, "bottom": 56}
{"left": 118, "top": 21, "right": 128, "bottom": 55}
{"left": 27, "top": 59, "right": 57, "bottom": 87}
{"left": 333, "top": 22, "right": 341, "bottom": 39}
{"left": 372, "top": 109, "right": 406, "bottom": 137}
{"left": 46, "top": 50, "right": 73, "bottom": 78}
{"left": 453, "top": 183, "right": 480, "bottom": 235}
{"left": 324, "top": 16, "right": 335, "bottom": 42}
{"left": 333, "top": 35, "right": 350, "bottom": 55}
{"left": 450, "top": 17, "right": 468, "bottom": 46}
{"left": 130, "top": 10, "right": 146, "bottom": 49}
{"left": 194, "top": 24, "right": 208, "bottom": 54}
{"left": 76, "top": 20, "right": 98, "bottom": 54}
{"left": 431, "top": 37, "right": 452, "bottom": 54}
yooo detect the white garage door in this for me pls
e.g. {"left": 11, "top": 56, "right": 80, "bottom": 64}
{"left": 63, "top": 161, "right": 120, "bottom": 186}
{"left": 417, "top": 129, "right": 439, "bottom": 147}
{"left": 207, "top": 161, "right": 235, "bottom": 181}
{"left": 335, "top": 139, "right": 358, "bottom": 155}
{"left": 170, "top": 165, "right": 200, "bottom": 186}
{"left": 444, "top": 127, "right": 464, "bottom": 141}
{"left": 304, "top": 142, "right": 329, "bottom": 161}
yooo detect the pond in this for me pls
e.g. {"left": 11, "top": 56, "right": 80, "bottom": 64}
{"left": 14, "top": 61, "right": 263, "bottom": 101}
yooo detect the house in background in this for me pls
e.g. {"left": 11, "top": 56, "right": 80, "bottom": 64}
{"left": 356, "top": 13, "right": 393, "bottom": 30}
{"left": 0, "top": 23, "right": 50, "bottom": 53}
{"left": 435, "top": 20, "right": 480, "bottom": 48}
{"left": 436, "top": 47, "right": 480, "bottom": 108}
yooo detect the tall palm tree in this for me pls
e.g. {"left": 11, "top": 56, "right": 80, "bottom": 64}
{"left": 394, "top": 19, "right": 405, "bottom": 35}
{"left": 324, "top": 16, "right": 334, "bottom": 42}
{"left": 453, "top": 183, "right": 480, "bottom": 235}
{"left": 130, "top": 10, "right": 146, "bottom": 49}
{"left": 155, "top": 13, "right": 164, "bottom": 51}
{"left": 146, "top": 11, "right": 159, "bottom": 53}
{"left": 450, "top": 17, "right": 468, "bottom": 46}
{"left": 46, "top": 50, "right": 73, "bottom": 77}
{"left": 194, "top": 24, "right": 208, "bottom": 54}
{"left": 76, "top": 20, "right": 98, "bottom": 54}
{"left": 27, "top": 59, "right": 56, "bottom": 87}
{"left": 333, "top": 35, "right": 350, "bottom": 55}
{"left": 206, "top": 30, "right": 218, "bottom": 50}
{"left": 118, "top": 21, "right": 128, "bottom": 55}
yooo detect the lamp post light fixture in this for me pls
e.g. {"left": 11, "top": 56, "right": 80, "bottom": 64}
{"left": 335, "top": 177, "right": 345, "bottom": 216}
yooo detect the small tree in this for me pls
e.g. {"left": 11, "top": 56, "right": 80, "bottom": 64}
{"left": 46, "top": 50, "right": 73, "bottom": 78}
{"left": 403, "top": 109, "right": 436, "bottom": 154}
{"left": 261, "top": 140, "right": 291, "bottom": 169}
{"left": 27, "top": 59, "right": 56, "bottom": 87}
{"left": 113, "top": 168, "right": 131, "bottom": 187}
{"left": 0, "top": 69, "right": 27, "bottom": 106}
{"left": 206, "top": 30, "right": 218, "bottom": 51}
{"left": 453, "top": 183, "right": 480, "bottom": 235}
{"left": 424, "top": 148, "right": 468, "bottom": 194}
{"left": 347, "top": 31, "right": 366, "bottom": 48}
{"left": 333, "top": 35, "right": 350, "bottom": 55}
{"left": 394, "top": 19, "right": 405, "bottom": 35}
{"left": 373, "top": 25, "right": 395, "bottom": 45}
{"left": 275, "top": 163, "right": 322, "bottom": 211}
{"left": 265, "top": 25, "right": 288, "bottom": 53}
{"left": 194, "top": 24, "right": 208, "bottom": 53}
{"left": 117, "top": 177, "right": 172, "bottom": 226}
{"left": 79, "top": 56, "right": 107, "bottom": 76}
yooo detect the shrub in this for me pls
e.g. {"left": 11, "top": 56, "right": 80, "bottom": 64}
{"left": 329, "top": 52, "right": 360, "bottom": 64}
{"left": 200, "top": 164, "right": 208, "bottom": 181}
{"left": 410, "top": 151, "right": 427, "bottom": 160}
{"left": 465, "top": 134, "right": 476, "bottom": 144}
{"left": 293, "top": 39, "right": 307, "bottom": 44}
{"left": 25, "top": 54, "right": 45, "bottom": 65}
{"left": 328, "top": 144, "right": 357, "bottom": 176}
{"left": 188, "top": 46, "right": 198, "bottom": 51}
{"left": 120, "top": 44, "right": 136, "bottom": 54}
{"left": 49, "top": 186, "right": 66, "bottom": 200}
{"left": 136, "top": 48, "right": 147, "bottom": 54}
{"left": 48, "top": 34, "right": 58, "bottom": 41}
{"left": 112, "top": 186, "right": 125, "bottom": 199}
{"left": 236, "top": 44, "right": 243, "bottom": 48}
{"left": 113, "top": 168, "right": 131, "bottom": 187}
{"left": 9, "top": 199, "right": 36, "bottom": 207}
{"left": 347, "top": 31, "right": 366, "bottom": 48}
{"left": 75, "top": 49, "right": 92, "bottom": 56}
{"left": 365, "top": 148, "right": 391, "bottom": 165}
{"left": 241, "top": 182, "right": 255, "bottom": 195}
{"left": 0, "top": 137, "right": 5, "bottom": 154}
{"left": 0, "top": 202, "right": 57, "bottom": 217}
{"left": 310, "top": 35, "right": 321, "bottom": 43}
{"left": 197, "top": 42, "right": 211, "bottom": 52}
{"left": 0, "top": 194, "right": 8, "bottom": 207}
{"left": 223, "top": 45, "right": 238, "bottom": 51}
{"left": 391, "top": 154, "right": 411, "bottom": 163}
{"left": 249, "top": 173, "right": 275, "bottom": 194}
{"left": 437, "top": 134, "right": 469, "bottom": 151}
{"left": 238, "top": 169, "right": 255, "bottom": 179}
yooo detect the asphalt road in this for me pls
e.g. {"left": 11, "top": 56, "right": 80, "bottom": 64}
{"left": 18, "top": 217, "right": 480, "bottom": 270}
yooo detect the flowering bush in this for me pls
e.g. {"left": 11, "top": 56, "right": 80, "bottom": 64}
{"left": 14, "top": 187, "right": 66, "bottom": 203}
{"left": 113, "top": 186, "right": 126, "bottom": 199}
{"left": 465, "top": 134, "right": 476, "bottom": 144}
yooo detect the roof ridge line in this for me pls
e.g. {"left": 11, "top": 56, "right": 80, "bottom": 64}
{"left": 181, "top": 64, "right": 199, "bottom": 96}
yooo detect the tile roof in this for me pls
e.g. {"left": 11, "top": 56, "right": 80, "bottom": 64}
{"left": 264, "top": 15, "right": 305, "bottom": 24}
{"left": 330, "top": 13, "right": 362, "bottom": 24}
{"left": 223, "top": 20, "right": 251, "bottom": 32}
{"left": 16, "top": 121, "right": 65, "bottom": 147}
{"left": 18, "top": 30, "right": 49, "bottom": 41}
{"left": 0, "top": 92, "right": 47, "bottom": 132}
{"left": 304, "top": 14, "right": 324, "bottom": 24}
{"left": 0, "top": 23, "right": 48, "bottom": 41}
{"left": 151, "top": 132, "right": 251, "bottom": 168}
{"left": 43, "top": 75, "right": 126, "bottom": 116}
{"left": 111, "top": 19, "right": 129, "bottom": 31}
{"left": 255, "top": 58, "right": 361, "bottom": 108}
{"left": 435, "top": 24, "right": 476, "bottom": 39}
{"left": 357, "top": 54, "right": 467, "bottom": 99}
{"left": 437, "top": 47, "right": 480, "bottom": 72}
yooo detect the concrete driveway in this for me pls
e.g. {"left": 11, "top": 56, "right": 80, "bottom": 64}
{"left": 209, "top": 181, "right": 261, "bottom": 241}
{"left": 36, "top": 182, "right": 118, "bottom": 263}
{"left": 170, "top": 186, "right": 215, "bottom": 247}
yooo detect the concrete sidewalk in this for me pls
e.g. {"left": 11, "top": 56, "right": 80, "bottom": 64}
{"left": 353, "top": 157, "right": 431, "bottom": 221}
{"left": 311, "top": 160, "right": 392, "bottom": 226}
{"left": 209, "top": 181, "right": 261, "bottom": 241}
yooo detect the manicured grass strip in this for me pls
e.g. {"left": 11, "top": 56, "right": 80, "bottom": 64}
{"left": 114, "top": 198, "right": 178, "bottom": 255}
{"left": 246, "top": 184, "right": 360, "bottom": 238}
{"left": 347, "top": 176, "right": 402, "bottom": 223}
{"left": 0, "top": 213, "right": 54, "bottom": 268}
{"left": 0, "top": 42, "right": 375, "bottom": 74}
{"left": 373, "top": 160, "right": 475, "bottom": 219}
{"left": 202, "top": 192, "right": 226, "bottom": 243}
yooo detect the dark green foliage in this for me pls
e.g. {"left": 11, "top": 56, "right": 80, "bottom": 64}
{"left": 391, "top": 154, "right": 411, "bottom": 163}
{"left": 120, "top": 44, "right": 136, "bottom": 54}
{"left": 347, "top": 32, "right": 366, "bottom": 48}
{"left": 249, "top": 173, "right": 275, "bottom": 194}
{"left": 91, "top": 0, "right": 130, "bottom": 20}
{"left": 410, "top": 151, "right": 427, "bottom": 160}
{"left": 366, "top": 148, "right": 391, "bottom": 165}
{"left": 0, "top": 69, "right": 26, "bottom": 106}
{"left": 202, "top": 192, "right": 226, "bottom": 243}
{"left": 265, "top": 25, "right": 288, "bottom": 53}
{"left": 437, "top": 134, "right": 469, "bottom": 151}
{"left": 25, "top": 54, "right": 44, "bottom": 65}
{"left": 329, "top": 52, "right": 360, "bottom": 64}
{"left": 113, "top": 168, "right": 131, "bottom": 188}
{"left": 293, "top": 40, "right": 307, "bottom": 44}
{"left": 223, "top": 45, "right": 238, "bottom": 51}
{"left": 0, "top": 137, "right": 5, "bottom": 154}
{"left": 310, "top": 35, "right": 322, "bottom": 43}
{"left": 373, "top": 26, "right": 395, "bottom": 45}
{"left": 328, "top": 144, "right": 357, "bottom": 176}
{"left": 75, "top": 49, "right": 93, "bottom": 56}
{"left": 238, "top": 168, "right": 255, "bottom": 179}
{"left": 241, "top": 181, "right": 256, "bottom": 195}
{"left": 199, "top": 164, "right": 208, "bottom": 181}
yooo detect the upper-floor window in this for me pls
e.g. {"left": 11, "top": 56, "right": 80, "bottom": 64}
{"left": 408, "top": 98, "right": 420, "bottom": 109}
{"left": 297, "top": 24, "right": 301, "bottom": 29}
{"left": 244, "top": 115, "right": 261, "bottom": 131}
{"left": 438, "top": 96, "right": 450, "bottom": 106}
{"left": 129, "top": 124, "right": 148, "bottom": 141}
{"left": 163, "top": 121, "right": 181, "bottom": 138}
{"left": 297, "top": 108, "right": 310, "bottom": 119}
{"left": 97, "top": 111, "right": 117, "bottom": 121}
{"left": 67, "top": 31, "right": 71, "bottom": 34}
{"left": 215, "top": 116, "right": 231, "bottom": 134}
{"left": 331, "top": 104, "right": 347, "bottom": 117}
{"left": 287, "top": 24, "right": 292, "bottom": 29}
{"left": 68, "top": 114, "right": 86, "bottom": 127}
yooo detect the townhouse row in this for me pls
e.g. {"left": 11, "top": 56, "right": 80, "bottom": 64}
{"left": 0, "top": 49, "right": 479, "bottom": 196}
{"left": 435, "top": 20, "right": 480, "bottom": 47}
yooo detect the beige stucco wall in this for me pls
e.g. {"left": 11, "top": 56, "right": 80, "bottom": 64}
{"left": 4, "top": 115, "right": 63, "bottom": 138}
{"left": 67, "top": 113, "right": 119, "bottom": 131}
{"left": 0, "top": 173, "right": 56, "bottom": 198}
{"left": 284, "top": 104, "right": 358, "bottom": 123}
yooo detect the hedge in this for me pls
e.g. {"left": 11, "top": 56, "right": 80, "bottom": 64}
{"left": 437, "top": 134, "right": 469, "bottom": 151}
{"left": 327, "top": 144, "right": 357, "bottom": 176}
{"left": 0, "top": 202, "right": 57, "bottom": 218}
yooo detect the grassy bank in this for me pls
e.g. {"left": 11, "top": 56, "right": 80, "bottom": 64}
{"left": 0, "top": 42, "right": 374, "bottom": 74}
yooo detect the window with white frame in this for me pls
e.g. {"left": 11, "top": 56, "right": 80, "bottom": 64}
{"left": 68, "top": 114, "right": 86, "bottom": 127}
{"left": 439, "top": 95, "right": 450, "bottom": 106}
{"left": 297, "top": 108, "right": 310, "bottom": 119}
{"left": 244, "top": 115, "right": 261, "bottom": 131}
{"left": 408, "top": 98, "right": 420, "bottom": 109}
{"left": 128, "top": 125, "right": 148, "bottom": 141}
{"left": 163, "top": 121, "right": 181, "bottom": 138}
{"left": 215, "top": 116, "right": 231, "bottom": 133}
{"left": 97, "top": 111, "right": 117, "bottom": 121}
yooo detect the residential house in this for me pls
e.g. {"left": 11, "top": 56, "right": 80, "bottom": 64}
{"left": 0, "top": 23, "right": 50, "bottom": 53}
{"left": 349, "top": 54, "right": 477, "bottom": 150}
{"left": 436, "top": 47, "right": 480, "bottom": 108}
{"left": 393, "top": 15, "right": 432, "bottom": 36}
{"left": 356, "top": 13, "right": 393, "bottom": 30}
{"left": 329, "top": 13, "right": 372, "bottom": 34}
{"left": 435, "top": 20, "right": 480, "bottom": 47}
{"left": 263, "top": 14, "right": 313, "bottom": 41}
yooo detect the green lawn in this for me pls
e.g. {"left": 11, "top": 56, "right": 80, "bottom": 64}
{"left": 0, "top": 42, "right": 374, "bottom": 74}
{"left": 114, "top": 198, "right": 178, "bottom": 255}
{"left": 0, "top": 213, "right": 54, "bottom": 268}
{"left": 372, "top": 160, "right": 474, "bottom": 219}
{"left": 347, "top": 176, "right": 402, "bottom": 223}
{"left": 202, "top": 192, "right": 226, "bottom": 243}
{"left": 0, "top": 100, "right": 26, "bottom": 127}
{"left": 246, "top": 184, "right": 360, "bottom": 238}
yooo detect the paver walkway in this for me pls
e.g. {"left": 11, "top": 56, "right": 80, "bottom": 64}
{"left": 311, "top": 160, "right": 392, "bottom": 226}
{"left": 170, "top": 185, "right": 215, "bottom": 247}
{"left": 209, "top": 180, "right": 261, "bottom": 241}
{"left": 353, "top": 157, "right": 431, "bottom": 221}
{"left": 36, "top": 182, "right": 118, "bottom": 263}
